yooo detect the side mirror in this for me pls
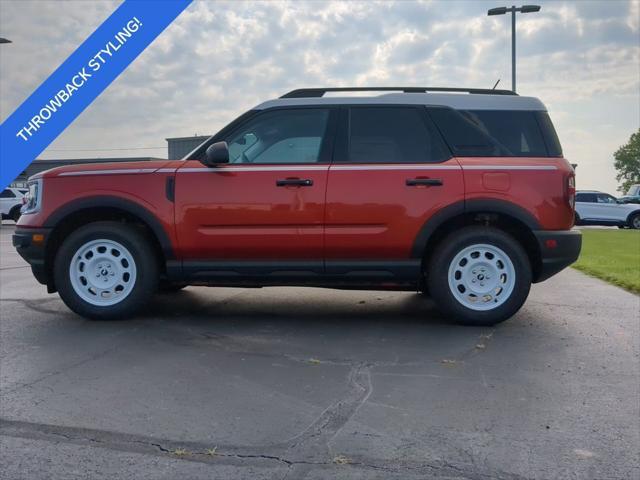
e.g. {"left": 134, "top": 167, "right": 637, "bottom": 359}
{"left": 203, "top": 141, "right": 229, "bottom": 166}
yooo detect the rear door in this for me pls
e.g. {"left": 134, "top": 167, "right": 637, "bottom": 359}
{"left": 575, "top": 193, "right": 598, "bottom": 220}
{"left": 0, "top": 189, "right": 17, "bottom": 216}
{"left": 324, "top": 106, "right": 464, "bottom": 279}
{"left": 175, "top": 107, "right": 335, "bottom": 276}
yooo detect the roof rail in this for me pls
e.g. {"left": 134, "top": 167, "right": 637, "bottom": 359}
{"left": 280, "top": 87, "right": 518, "bottom": 98}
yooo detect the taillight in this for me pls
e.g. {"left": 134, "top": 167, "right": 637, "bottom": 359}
{"left": 567, "top": 175, "right": 576, "bottom": 210}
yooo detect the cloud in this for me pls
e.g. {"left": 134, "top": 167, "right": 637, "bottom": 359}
{"left": 0, "top": 0, "right": 638, "bottom": 193}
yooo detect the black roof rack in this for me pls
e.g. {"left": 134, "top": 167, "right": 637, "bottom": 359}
{"left": 280, "top": 87, "right": 518, "bottom": 98}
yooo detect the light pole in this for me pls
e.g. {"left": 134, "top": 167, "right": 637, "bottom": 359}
{"left": 488, "top": 5, "right": 540, "bottom": 93}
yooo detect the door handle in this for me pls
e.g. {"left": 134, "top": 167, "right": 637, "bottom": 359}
{"left": 276, "top": 178, "right": 313, "bottom": 187}
{"left": 406, "top": 178, "right": 443, "bottom": 187}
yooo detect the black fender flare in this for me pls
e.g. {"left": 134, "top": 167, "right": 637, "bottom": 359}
{"left": 43, "top": 196, "right": 174, "bottom": 259}
{"left": 411, "top": 198, "right": 541, "bottom": 258}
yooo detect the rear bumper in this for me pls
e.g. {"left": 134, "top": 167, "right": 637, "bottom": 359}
{"left": 532, "top": 229, "right": 582, "bottom": 283}
{"left": 12, "top": 228, "right": 52, "bottom": 286}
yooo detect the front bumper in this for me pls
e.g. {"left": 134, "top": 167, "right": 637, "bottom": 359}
{"left": 13, "top": 228, "right": 52, "bottom": 286}
{"left": 532, "top": 229, "right": 582, "bottom": 283}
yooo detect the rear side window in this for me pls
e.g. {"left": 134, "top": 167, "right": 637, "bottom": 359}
{"left": 346, "top": 107, "right": 449, "bottom": 163}
{"left": 0, "top": 189, "right": 16, "bottom": 198}
{"left": 576, "top": 193, "right": 596, "bottom": 203}
{"left": 428, "top": 108, "right": 558, "bottom": 157}
{"left": 534, "top": 112, "right": 562, "bottom": 156}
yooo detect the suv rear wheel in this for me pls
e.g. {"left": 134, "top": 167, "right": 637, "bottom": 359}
{"left": 628, "top": 213, "right": 640, "bottom": 230}
{"left": 54, "top": 222, "right": 159, "bottom": 320}
{"left": 427, "top": 226, "right": 531, "bottom": 326}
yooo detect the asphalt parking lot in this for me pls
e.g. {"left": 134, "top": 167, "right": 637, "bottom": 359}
{"left": 0, "top": 223, "right": 638, "bottom": 480}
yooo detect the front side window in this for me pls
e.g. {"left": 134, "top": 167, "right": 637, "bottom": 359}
{"left": 225, "top": 109, "right": 330, "bottom": 164}
{"left": 346, "top": 107, "right": 449, "bottom": 163}
{"left": 428, "top": 108, "right": 551, "bottom": 157}
{"left": 596, "top": 193, "right": 617, "bottom": 204}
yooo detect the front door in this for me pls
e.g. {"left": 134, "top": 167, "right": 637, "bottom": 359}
{"left": 325, "top": 106, "right": 464, "bottom": 279}
{"left": 175, "top": 107, "right": 334, "bottom": 277}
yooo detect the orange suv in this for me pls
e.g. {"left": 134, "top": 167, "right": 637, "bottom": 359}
{"left": 14, "top": 87, "right": 581, "bottom": 325}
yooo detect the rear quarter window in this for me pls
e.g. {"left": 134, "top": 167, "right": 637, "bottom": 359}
{"left": 576, "top": 193, "right": 596, "bottom": 203}
{"left": 428, "top": 107, "right": 561, "bottom": 158}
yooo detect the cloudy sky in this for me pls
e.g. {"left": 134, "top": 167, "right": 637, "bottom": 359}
{"left": 1, "top": 0, "right": 638, "bottom": 193}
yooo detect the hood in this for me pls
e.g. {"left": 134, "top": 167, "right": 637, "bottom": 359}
{"left": 32, "top": 160, "right": 175, "bottom": 180}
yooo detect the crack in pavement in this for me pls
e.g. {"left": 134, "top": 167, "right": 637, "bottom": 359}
{"left": 0, "top": 332, "right": 528, "bottom": 479}
{"left": 278, "top": 362, "right": 373, "bottom": 478}
{"left": 0, "top": 414, "right": 530, "bottom": 480}
{"left": 1, "top": 297, "right": 62, "bottom": 315}
{"left": 1, "top": 341, "right": 124, "bottom": 397}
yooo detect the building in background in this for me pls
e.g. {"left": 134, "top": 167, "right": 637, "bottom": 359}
{"left": 166, "top": 135, "right": 210, "bottom": 160}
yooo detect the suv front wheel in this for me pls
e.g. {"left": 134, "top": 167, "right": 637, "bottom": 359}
{"left": 54, "top": 222, "right": 159, "bottom": 320}
{"left": 427, "top": 226, "right": 532, "bottom": 326}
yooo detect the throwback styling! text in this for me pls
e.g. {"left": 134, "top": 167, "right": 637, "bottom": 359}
{"left": 15, "top": 18, "right": 142, "bottom": 142}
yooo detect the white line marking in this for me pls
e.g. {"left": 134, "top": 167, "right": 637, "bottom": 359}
{"left": 331, "top": 164, "right": 460, "bottom": 171}
{"left": 57, "top": 168, "right": 157, "bottom": 177}
{"left": 461, "top": 165, "right": 557, "bottom": 170}
{"left": 56, "top": 164, "right": 558, "bottom": 176}
{"left": 178, "top": 166, "right": 329, "bottom": 173}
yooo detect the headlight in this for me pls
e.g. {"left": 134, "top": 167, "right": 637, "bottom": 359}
{"left": 21, "top": 178, "right": 43, "bottom": 214}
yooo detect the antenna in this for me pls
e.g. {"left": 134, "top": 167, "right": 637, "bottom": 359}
{"left": 492, "top": 79, "right": 501, "bottom": 90}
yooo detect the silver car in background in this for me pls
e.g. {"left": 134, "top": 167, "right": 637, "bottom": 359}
{"left": 575, "top": 190, "right": 640, "bottom": 229}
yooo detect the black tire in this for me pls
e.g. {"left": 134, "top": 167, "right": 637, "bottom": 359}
{"left": 158, "top": 282, "right": 187, "bottom": 293}
{"left": 427, "top": 226, "right": 532, "bottom": 326}
{"left": 9, "top": 206, "right": 21, "bottom": 222}
{"left": 54, "top": 222, "right": 159, "bottom": 320}
{"left": 628, "top": 213, "right": 640, "bottom": 230}
{"left": 574, "top": 212, "right": 581, "bottom": 226}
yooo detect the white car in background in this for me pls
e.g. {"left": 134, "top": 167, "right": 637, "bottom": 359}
{"left": 575, "top": 190, "right": 640, "bottom": 229}
{"left": 1, "top": 187, "right": 26, "bottom": 223}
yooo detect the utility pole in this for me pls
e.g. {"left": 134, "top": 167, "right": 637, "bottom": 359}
{"left": 488, "top": 5, "right": 541, "bottom": 93}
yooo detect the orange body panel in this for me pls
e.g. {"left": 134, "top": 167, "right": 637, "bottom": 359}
{"left": 18, "top": 156, "right": 575, "bottom": 262}
{"left": 457, "top": 156, "right": 575, "bottom": 231}
{"left": 18, "top": 161, "right": 180, "bottom": 254}
{"left": 174, "top": 160, "right": 328, "bottom": 259}
{"left": 324, "top": 159, "right": 464, "bottom": 259}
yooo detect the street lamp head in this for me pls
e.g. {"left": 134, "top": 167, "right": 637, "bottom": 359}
{"left": 488, "top": 7, "right": 508, "bottom": 16}
{"left": 520, "top": 5, "right": 541, "bottom": 13}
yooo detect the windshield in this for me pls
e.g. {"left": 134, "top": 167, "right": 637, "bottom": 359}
{"left": 627, "top": 185, "right": 640, "bottom": 196}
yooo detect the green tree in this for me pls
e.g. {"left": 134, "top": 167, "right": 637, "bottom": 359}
{"left": 614, "top": 129, "right": 640, "bottom": 193}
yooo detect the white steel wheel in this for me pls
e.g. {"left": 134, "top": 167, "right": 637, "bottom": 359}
{"left": 69, "top": 239, "right": 137, "bottom": 307}
{"left": 447, "top": 243, "right": 516, "bottom": 311}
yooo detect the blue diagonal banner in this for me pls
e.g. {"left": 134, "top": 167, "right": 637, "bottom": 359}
{"left": 0, "top": 0, "right": 192, "bottom": 190}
